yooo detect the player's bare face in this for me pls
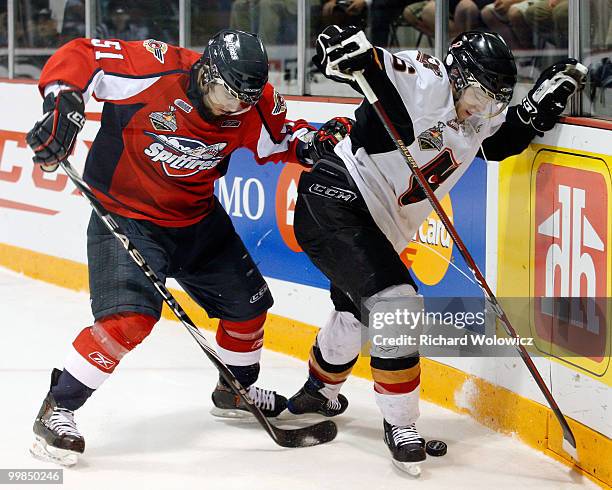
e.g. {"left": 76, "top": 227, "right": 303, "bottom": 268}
{"left": 455, "top": 85, "right": 506, "bottom": 122}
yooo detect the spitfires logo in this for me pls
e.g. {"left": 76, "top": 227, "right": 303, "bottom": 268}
{"left": 143, "top": 132, "right": 227, "bottom": 177}
{"left": 417, "top": 122, "right": 445, "bottom": 151}
{"left": 143, "top": 39, "right": 168, "bottom": 64}
{"left": 149, "top": 106, "right": 178, "bottom": 132}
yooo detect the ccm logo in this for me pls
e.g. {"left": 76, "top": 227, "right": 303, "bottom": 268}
{"left": 533, "top": 163, "right": 608, "bottom": 360}
{"left": 250, "top": 284, "right": 269, "bottom": 304}
{"left": 309, "top": 183, "right": 357, "bottom": 202}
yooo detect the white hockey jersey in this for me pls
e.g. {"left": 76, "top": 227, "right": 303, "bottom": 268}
{"left": 336, "top": 48, "right": 506, "bottom": 253}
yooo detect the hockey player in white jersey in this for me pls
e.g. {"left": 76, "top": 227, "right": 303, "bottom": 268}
{"left": 287, "top": 25, "right": 586, "bottom": 473}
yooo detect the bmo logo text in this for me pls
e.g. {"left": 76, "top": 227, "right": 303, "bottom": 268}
{"left": 217, "top": 176, "right": 265, "bottom": 220}
{"left": 533, "top": 162, "right": 608, "bottom": 361}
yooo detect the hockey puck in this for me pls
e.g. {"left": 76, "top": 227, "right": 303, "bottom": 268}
{"left": 425, "top": 440, "right": 447, "bottom": 457}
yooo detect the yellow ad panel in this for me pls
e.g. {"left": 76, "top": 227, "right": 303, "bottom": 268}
{"left": 498, "top": 145, "right": 612, "bottom": 385}
{"left": 530, "top": 151, "right": 611, "bottom": 377}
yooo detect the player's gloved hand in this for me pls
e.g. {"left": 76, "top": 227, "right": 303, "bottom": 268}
{"left": 517, "top": 58, "right": 587, "bottom": 133}
{"left": 298, "top": 117, "right": 355, "bottom": 166}
{"left": 26, "top": 90, "right": 86, "bottom": 172}
{"left": 313, "top": 24, "right": 374, "bottom": 83}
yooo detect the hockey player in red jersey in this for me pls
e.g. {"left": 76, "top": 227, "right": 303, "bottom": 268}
{"left": 26, "top": 30, "right": 336, "bottom": 466}
{"left": 285, "top": 25, "right": 587, "bottom": 474}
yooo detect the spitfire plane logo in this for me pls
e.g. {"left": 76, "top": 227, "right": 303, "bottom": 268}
{"left": 143, "top": 39, "right": 168, "bottom": 64}
{"left": 417, "top": 122, "right": 445, "bottom": 151}
{"left": 143, "top": 131, "right": 227, "bottom": 177}
{"left": 149, "top": 106, "right": 178, "bottom": 132}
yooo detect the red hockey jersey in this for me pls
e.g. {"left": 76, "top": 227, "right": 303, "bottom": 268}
{"left": 38, "top": 38, "right": 311, "bottom": 226}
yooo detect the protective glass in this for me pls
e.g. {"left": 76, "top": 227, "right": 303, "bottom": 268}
{"left": 204, "top": 80, "right": 253, "bottom": 115}
{"left": 459, "top": 84, "right": 508, "bottom": 118}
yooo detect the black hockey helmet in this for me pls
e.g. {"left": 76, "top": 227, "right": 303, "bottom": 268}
{"left": 444, "top": 31, "right": 517, "bottom": 104}
{"left": 198, "top": 29, "right": 269, "bottom": 106}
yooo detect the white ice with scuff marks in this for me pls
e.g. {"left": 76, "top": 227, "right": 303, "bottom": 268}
{"left": 0, "top": 268, "right": 597, "bottom": 489}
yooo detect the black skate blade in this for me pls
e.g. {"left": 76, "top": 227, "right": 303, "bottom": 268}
{"left": 273, "top": 420, "right": 337, "bottom": 448}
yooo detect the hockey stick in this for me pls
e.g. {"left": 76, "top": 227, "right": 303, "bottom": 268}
{"left": 352, "top": 71, "right": 577, "bottom": 458}
{"left": 58, "top": 159, "right": 337, "bottom": 448}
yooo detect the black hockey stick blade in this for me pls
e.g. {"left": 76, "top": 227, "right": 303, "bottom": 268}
{"left": 272, "top": 420, "right": 338, "bottom": 448}
{"left": 187, "top": 327, "right": 338, "bottom": 448}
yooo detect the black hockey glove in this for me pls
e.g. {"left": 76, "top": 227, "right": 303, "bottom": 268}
{"left": 517, "top": 58, "right": 587, "bottom": 133}
{"left": 313, "top": 24, "right": 375, "bottom": 84}
{"left": 26, "top": 90, "right": 86, "bottom": 172}
{"left": 298, "top": 117, "right": 354, "bottom": 166}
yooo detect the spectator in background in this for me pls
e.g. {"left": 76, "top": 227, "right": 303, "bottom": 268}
{"left": 230, "top": 0, "right": 297, "bottom": 45}
{"left": 61, "top": 0, "right": 86, "bottom": 40}
{"left": 96, "top": 6, "right": 149, "bottom": 41}
{"left": 481, "top": 0, "right": 534, "bottom": 50}
{"left": 33, "top": 8, "right": 60, "bottom": 47}
{"left": 370, "top": 0, "right": 416, "bottom": 47}
{"left": 523, "top": 0, "right": 568, "bottom": 49}
{"left": 587, "top": 56, "right": 612, "bottom": 117}
{"left": 321, "top": 0, "right": 368, "bottom": 30}
{"left": 403, "top": 0, "right": 493, "bottom": 39}
{"left": 0, "top": 11, "right": 7, "bottom": 46}
{"left": 190, "top": 0, "right": 233, "bottom": 45}
{"left": 483, "top": 1, "right": 568, "bottom": 52}
{"left": 452, "top": 0, "right": 493, "bottom": 32}
{"left": 129, "top": 0, "right": 179, "bottom": 44}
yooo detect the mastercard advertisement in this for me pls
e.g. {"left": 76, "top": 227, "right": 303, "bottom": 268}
{"left": 215, "top": 144, "right": 490, "bottom": 304}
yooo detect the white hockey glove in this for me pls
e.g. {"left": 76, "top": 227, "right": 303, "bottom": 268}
{"left": 312, "top": 25, "right": 375, "bottom": 83}
{"left": 517, "top": 58, "right": 587, "bottom": 133}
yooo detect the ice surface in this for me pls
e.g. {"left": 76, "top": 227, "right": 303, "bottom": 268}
{"left": 0, "top": 268, "right": 596, "bottom": 489}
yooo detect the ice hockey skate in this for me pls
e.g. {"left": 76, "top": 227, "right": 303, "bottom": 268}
{"left": 30, "top": 369, "right": 85, "bottom": 467}
{"left": 287, "top": 377, "right": 349, "bottom": 417}
{"left": 383, "top": 420, "right": 426, "bottom": 477}
{"left": 211, "top": 380, "right": 288, "bottom": 419}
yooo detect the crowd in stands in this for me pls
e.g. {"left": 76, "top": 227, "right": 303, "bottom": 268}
{"left": 2, "top": 0, "right": 609, "bottom": 114}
